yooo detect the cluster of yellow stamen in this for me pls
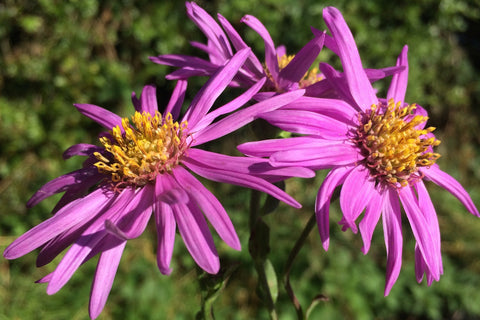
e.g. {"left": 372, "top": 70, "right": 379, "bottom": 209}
{"left": 356, "top": 99, "right": 441, "bottom": 187}
{"left": 94, "top": 111, "right": 188, "bottom": 188}
{"left": 263, "top": 54, "right": 322, "bottom": 91}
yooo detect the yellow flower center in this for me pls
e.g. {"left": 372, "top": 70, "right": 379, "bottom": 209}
{"left": 356, "top": 99, "right": 441, "bottom": 187}
{"left": 264, "top": 54, "right": 322, "bottom": 90}
{"left": 94, "top": 111, "right": 188, "bottom": 188}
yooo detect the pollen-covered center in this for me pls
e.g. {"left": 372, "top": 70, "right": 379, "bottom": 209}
{"left": 356, "top": 99, "right": 441, "bottom": 187}
{"left": 94, "top": 111, "right": 188, "bottom": 187}
{"left": 264, "top": 54, "right": 322, "bottom": 90}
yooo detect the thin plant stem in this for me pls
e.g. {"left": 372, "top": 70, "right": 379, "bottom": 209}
{"left": 284, "top": 212, "right": 316, "bottom": 320}
{"left": 249, "top": 189, "right": 278, "bottom": 320}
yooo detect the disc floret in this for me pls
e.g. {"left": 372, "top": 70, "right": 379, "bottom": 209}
{"left": 356, "top": 99, "right": 441, "bottom": 187}
{"left": 94, "top": 111, "right": 189, "bottom": 188}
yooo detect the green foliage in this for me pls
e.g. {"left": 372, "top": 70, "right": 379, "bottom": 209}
{"left": 1, "top": 0, "right": 480, "bottom": 319}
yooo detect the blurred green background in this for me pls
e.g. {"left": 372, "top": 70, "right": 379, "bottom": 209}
{"left": 1, "top": 0, "right": 480, "bottom": 319}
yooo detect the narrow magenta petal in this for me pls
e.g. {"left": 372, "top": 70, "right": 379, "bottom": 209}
{"left": 154, "top": 177, "right": 176, "bottom": 275}
{"left": 319, "top": 62, "right": 359, "bottom": 109}
{"left": 339, "top": 166, "right": 376, "bottom": 233}
{"left": 399, "top": 186, "right": 441, "bottom": 281}
{"left": 382, "top": 187, "right": 403, "bottom": 296}
{"left": 187, "top": 148, "right": 314, "bottom": 180}
{"left": 165, "top": 67, "right": 216, "bottom": 80}
{"left": 387, "top": 45, "right": 409, "bottom": 103}
{"left": 260, "top": 109, "right": 350, "bottom": 140}
{"left": 63, "top": 143, "right": 102, "bottom": 159}
{"left": 150, "top": 54, "right": 217, "bottom": 70}
{"left": 217, "top": 13, "right": 264, "bottom": 79}
{"left": 421, "top": 164, "right": 479, "bottom": 217}
{"left": 278, "top": 32, "right": 325, "bottom": 89}
{"left": 186, "top": 2, "right": 233, "bottom": 60}
{"left": 27, "top": 167, "right": 100, "bottom": 208}
{"left": 164, "top": 80, "right": 187, "bottom": 120}
{"left": 282, "top": 96, "right": 358, "bottom": 126}
{"left": 270, "top": 141, "right": 361, "bottom": 169}
{"left": 415, "top": 180, "right": 443, "bottom": 274}
{"left": 47, "top": 232, "right": 105, "bottom": 295}
{"left": 192, "top": 77, "right": 266, "bottom": 135}
{"left": 4, "top": 188, "right": 113, "bottom": 259}
{"left": 173, "top": 166, "right": 241, "bottom": 250}
{"left": 46, "top": 189, "right": 137, "bottom": 294}
{"left": 359, "top": 187, "right": 383, "bottom": 254}
{"left": 183, "top": 48, "right": 251, "bottom": 128}
{"left": 183, "top": 157, "right": 302, "bottom": 209}
{"left": 323, "top": 7, "right": 377, "bottom": 110}
{"left": 414, "top": 244, "right": 427, "bottom": 283}
{"left": 241, "top": 14, "right": 278, "bottom": 81}
{"left": 36, "top": 272, "right": 53, "bottom": 284}
{"left": 113, "top": 185, "right": 155, "bottom": 239}
{"left": 238, "top": 137, "right": 323, "bottom": 157}
{"left": 171, "top": 201, "right": 219, "bottom": 274}
{"left": 315, "top": 166, "right": 352, "bottom": 250}
{"left": 74, "top": 103, "right": 122, "bottom": 130}
{"left": 89, "top": 241, "right": 126, "bottom": 320}
{"left": 192, "top": 89, "right": 305, "bottom": 145}
{"left": 139, "top": 85, "right": 159, "bottom": 115}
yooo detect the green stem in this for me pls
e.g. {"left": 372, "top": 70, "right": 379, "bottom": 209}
{"left": 284, "top": 213, "right": 317, "bottom": 320}
{"left": 249, "top": 190, "right": 278, "bottom": 320}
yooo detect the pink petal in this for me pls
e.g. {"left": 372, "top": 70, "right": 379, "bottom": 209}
{"left": 339, "top": 166, "right": 376, "bottom": 233}
{"left": 398, "top": 186, "right": 441, "bottom": 281}
{"left": 192, "top": 77, "right": 266, "bottom": 135}
{"left": 382, "top": 187, "right": 403, "bottom": 296}
{"left": 27, "top": 167, "right": 100, "bottom": 208}
{"left": 421, "top": 164, "right": 479, "bottom": 217}
{"left": 173, "top": 166, "right": 240, "bottom": 250}
{"left": 323, "top": 7, "right": 378, "bottom": 110}
{"left": 217, "top": 13, "right": 264, "bottom": 79}
{"left": 260, "top": 109, "right": 350, "bottom": 139}
{"left": 387, "top": 45, "right": 409, "bottom": 103}
{"left": 89, "top": 241, "right": 126, "bottom": 319}
{"left": 182, "top": 48, "right": 251, "bottom": 128}
{"left": 192, "top": 88, "right": 305, "bottom": 145}
{"left": 74, "top": 103, "right": 122, "bottom": 130}
{"left": 315, "top": 166, "right": 352, "bottom": 250}
{"left": 171, "top": 200, "right": 219, "bottom": 274}
{"left": 4, "top": 188, "right": 114, "bottom": 259}
{"left": 281, "top": 96, "right": 358, "bottom": 126}
{"left": 63, "top": 143, "right": 102, "bottom": 159}
{"left": 182, "top": 156, "right": 301, "bottom": 209}
{"left": 270, "top": 141, "right": 361, "bottom": 170}
{"left": 278, "top": 32, "right": 325, "bottom": 89}
{"left": 186, "top": 2, "right": 233, "bottom": 61}
{"left": 238, "top": 136, "right": 324, "bottom": 157}
{"left": 164, "top": 80, "right": 187, "bottom": 120}
{"left": 359, "top": 186, "right": 383, "bottom": 254}
{"left": 139, "top": 85, "right": 159, "bottom": 115}
{"left": 241, "top": 14, "right": 278, "bottom": 81}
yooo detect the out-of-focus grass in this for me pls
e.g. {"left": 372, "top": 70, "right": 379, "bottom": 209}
{"left": 1, "top": 0, "right": 480, "bottom": 319}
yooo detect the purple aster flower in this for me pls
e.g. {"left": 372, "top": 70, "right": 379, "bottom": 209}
{"left": 150, "top": 2, "right": 326, "bottom": 94}
{"left": 238, "top": 7, "right": 479, "bottom": 295}
{"left": 3, "top": 49, "right": 312, "bottom": 319}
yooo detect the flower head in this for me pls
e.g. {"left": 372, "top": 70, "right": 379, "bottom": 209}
{"left": 3, "top": 49, "right": 312, "bottom": 319}
{"left": 150, "top": 2, "right": 326, "bottom": 94}
{"left": 238, "top": 7, "right": 479, "bottom": 295}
